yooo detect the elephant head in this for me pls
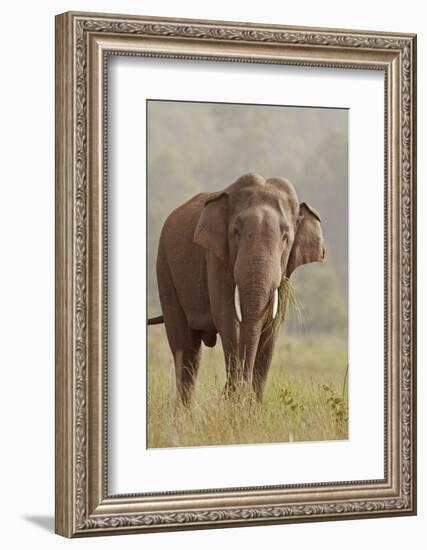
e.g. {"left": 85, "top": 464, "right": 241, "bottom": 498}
{"left": 194, "top": 173, "right": 324, "bottom": 384}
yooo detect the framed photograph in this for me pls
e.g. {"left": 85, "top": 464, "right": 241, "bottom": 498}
{"left": 55, "top": 11, "right": 417, "bottom": 537}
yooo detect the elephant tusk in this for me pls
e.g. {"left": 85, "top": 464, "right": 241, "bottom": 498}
{"left": 272, "top": 288, "right": 279, "bottom": 319}
{"left": 234, "top": 285, "right": 242, "bottom": 323}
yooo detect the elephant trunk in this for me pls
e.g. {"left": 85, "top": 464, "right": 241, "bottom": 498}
{"left": 235, "top": 268, "right": 273, "bottom": 385}
{"left": 239, "top": 321, "right": 263, "bottom": 385}
{"left": 234, "top": 249, "right": 282, "bottom": 385}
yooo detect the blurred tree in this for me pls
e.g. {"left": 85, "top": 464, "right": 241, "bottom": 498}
{"left": 298, "top": 130, "right": 348, "bottom": 300}
{"left": 285, "top": 258, "right": 347, "bottom": 335}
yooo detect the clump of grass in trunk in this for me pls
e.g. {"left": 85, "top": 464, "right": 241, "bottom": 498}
{"left": 262, "top": 277, "right": 303, "bottom": 346}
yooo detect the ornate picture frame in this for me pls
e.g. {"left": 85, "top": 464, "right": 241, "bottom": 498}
{"left": 55, "top": 11, "right": 417, "bottom": 537}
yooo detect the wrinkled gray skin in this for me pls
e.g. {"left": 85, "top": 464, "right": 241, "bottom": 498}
{"left": 154, "top": 173, "right": 324, "bottom": 404}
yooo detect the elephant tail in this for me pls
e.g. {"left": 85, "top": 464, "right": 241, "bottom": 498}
{"left": 147, "top": 315, "right": 164, "bottom": 326}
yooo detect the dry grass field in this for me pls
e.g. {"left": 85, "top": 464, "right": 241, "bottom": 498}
{"left": 147, "top": 326, "right": 348, "bottom": 448}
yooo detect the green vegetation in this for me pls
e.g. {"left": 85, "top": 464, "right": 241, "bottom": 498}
{"left": 147, "top": 327, "right": 348, "bottom": 448}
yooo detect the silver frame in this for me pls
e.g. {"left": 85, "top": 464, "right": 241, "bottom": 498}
{"left": 55, "top": 11, "right": 417, "bottom": 537}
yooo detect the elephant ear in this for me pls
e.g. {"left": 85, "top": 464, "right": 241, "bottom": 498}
{"left": 287, "top": 202, "right": 325, "bottom": 277}
{"left": 194, "top": 191, "right": 229, "bottom": 265}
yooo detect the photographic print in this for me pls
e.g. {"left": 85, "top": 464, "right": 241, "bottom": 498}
{"left": 147, "top": 100, "right": 348, "bottom": 448}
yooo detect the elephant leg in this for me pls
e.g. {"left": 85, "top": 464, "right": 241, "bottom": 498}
{"left": 221, "top": 333, "right": 240, "bottom": 396}
{"left": 223, "top": 348, "right": 240, "bottom": 395}
{"left": 252, "top": 329, "right": 278, "bottom": 401}
{"left": 163, "top": 306, "right": 202, "bottom": 406}
{"left": 162, "top": 306, "right": 202, "bottom": 406}
{"left": 175, "top": 329, "right": 202, "bottom": 406}
{"left": 157, "top": 259, "right": 202, "bottom": 406}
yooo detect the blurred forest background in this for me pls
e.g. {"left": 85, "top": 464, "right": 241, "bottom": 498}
{"left": 146, "top": 100, "right": 348, "bottom": 447}
{"left": 147, "top": 100, "right": 348, "bottom": 337}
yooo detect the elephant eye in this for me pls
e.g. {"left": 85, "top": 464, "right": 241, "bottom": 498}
{"left": 282, "top": 232, "right": 288, "bottom": 242}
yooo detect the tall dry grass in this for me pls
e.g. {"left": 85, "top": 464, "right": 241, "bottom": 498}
{"left": 147, "top": 327, "right": 348, "bottom": 448}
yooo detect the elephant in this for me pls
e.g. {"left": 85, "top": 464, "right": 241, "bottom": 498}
{"left": 148, "top": 173, "right": 324, "bottom": 404}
